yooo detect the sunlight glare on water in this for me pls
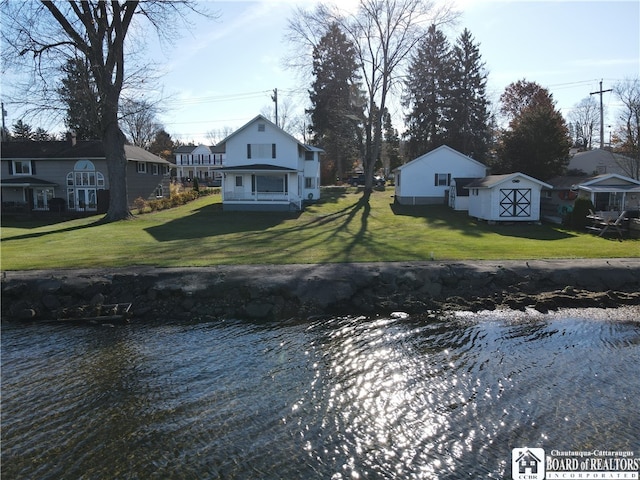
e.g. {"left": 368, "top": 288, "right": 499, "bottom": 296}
{"left": 2, "top": 307, "right": 639, "bottom": 479}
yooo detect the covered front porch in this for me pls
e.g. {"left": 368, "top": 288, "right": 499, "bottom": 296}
{"left": 220, "top": 164, "right": 303, "bottom": 211}
{"left": 1, "top": 177, "right": 59, "bottom": 213}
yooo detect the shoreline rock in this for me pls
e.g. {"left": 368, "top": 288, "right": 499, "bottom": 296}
{"left": 2, "top": 259, "right": 640, "bottom": 323}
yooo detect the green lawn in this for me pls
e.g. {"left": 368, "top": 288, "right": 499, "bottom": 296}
{"left": 1, "top": 188, "right": 638, "bottom": 270}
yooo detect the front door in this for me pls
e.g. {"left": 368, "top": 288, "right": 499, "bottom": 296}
{"left": 76, "top": 188, "right": 97, "bottom": 211}
{"left": 234, "top": 175, "right": 244, "bottom": 198}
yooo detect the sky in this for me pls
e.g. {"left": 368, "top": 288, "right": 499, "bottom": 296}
{"left": 2, "top": 0, "right": 639, "bottom": 145}
{"left": 150, "top": 0, "right": 639, "bottom": 146}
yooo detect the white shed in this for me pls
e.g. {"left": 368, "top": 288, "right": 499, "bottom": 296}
{"left": 466, "top": 173, "right": 552, "bottom": 222}
{"left": 394, "top": 145, "right": 487, "bottom": 205}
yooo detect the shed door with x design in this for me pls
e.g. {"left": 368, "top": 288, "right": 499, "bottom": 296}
{"left": 499, "top": 188, "right": 531, "bottom": 217}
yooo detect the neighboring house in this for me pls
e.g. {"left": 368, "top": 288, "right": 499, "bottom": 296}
{"left": 1, "top": 138, "right": 173, "bottom": 214}
{"left": 217, "top": 115, "right": 322, "bottom": 211}
{"left": 174, "top": 144, "right": 224, "bottom": 186}
{"left": 465, "top": 173, "right": 552, "bottom": 222}
{"left": 540, "top": 175, "right": 584, "bottom": 223}
{"left": 394, "top": 145, "right": 487, "bottom": 205}
{"left": 542, "top": 173, "right": 640, "bottom": 223}
{"left": 568, "top": 149, "right": 632, "bottom": 177}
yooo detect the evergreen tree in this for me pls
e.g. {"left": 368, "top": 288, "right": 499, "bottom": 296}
{"left": 148, "top": 129, "right": 175, "bottom": 160}
{"left": 57, "top": 57, "right": 102, "bottom": 140}
{"left": 12, "top": 120, "right": 34, "bottom": 141}
{"left": 33, "top": 127, "right": 52, "bottom": 141}
{"left": 496, "top": 82, "right": 571, "bottom": 180}
{"left": 403, "top": 24, "right": 452, "bottom": 158}
{"left": 382, "top": 110, "right": 402, "bottom": 175}
{"left": 446, "top": 28, "right": 490, "bottom": 161}
{"left": 307, "top": 23, "right": 362, "bottom": 183}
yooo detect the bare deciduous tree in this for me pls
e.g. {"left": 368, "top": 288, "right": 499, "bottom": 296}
{"left": 287, "top": 0, "right": 458, "bottom": 192}
{"left": 1, "top": 1, "right": 212, "bottom": 221}
{"left": 568, "top": 97, "right": 599, "bottom": 150}
{"left": 613, "top": 78, "right": 640, "bottom": 180}
{"left": 120, "top": 98, "right": 162, "bottom": 149}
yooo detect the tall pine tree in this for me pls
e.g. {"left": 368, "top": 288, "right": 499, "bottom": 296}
{"left": 447, "top": 28, "right": 490, "bottom": 161}
{"left": 57, "top": 57, "right": 102, "bottom": 140}
{"left": 403, "top": 24, "right": 452, "bottom": 159}
{"left": 307, "top": 23, "right": 362, "bottom": 183}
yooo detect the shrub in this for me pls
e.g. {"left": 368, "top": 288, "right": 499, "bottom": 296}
{"left": 566, "top": 197, "right": 595, "bottom": 230}
{"left": 133, "top": 197, "right": 147, "bottom": 213}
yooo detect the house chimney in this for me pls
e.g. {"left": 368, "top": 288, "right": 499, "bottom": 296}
{"left": 66, "top": 130, "right": 77, "bottom": 146}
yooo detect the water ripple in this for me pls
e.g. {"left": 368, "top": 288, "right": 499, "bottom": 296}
{"left": 2, "top": 308, "right": 639, "bottom": 479}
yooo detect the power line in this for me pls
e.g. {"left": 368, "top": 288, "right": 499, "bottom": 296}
{"left": 163, "top": 90, "right": 272, "bottom": 107}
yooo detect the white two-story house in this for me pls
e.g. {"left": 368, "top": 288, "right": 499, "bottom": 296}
{"left": 174, "top": 144, "right": 224, "bottom": 186}
{"left": 218, "top": 115, "right": 322, "bottom": 211}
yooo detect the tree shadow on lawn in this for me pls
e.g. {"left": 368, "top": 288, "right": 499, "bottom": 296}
{"left": 1, "top": 217, "right": 110, "bottom": 242}
{"left": 145, "top": 203, "right": 302, "bottom": 241}
{"left": 390, "top": 203, "right": 576, "bottom": 240}
{"left": 145, "top": 191, "right": 380, "bottom": 263}
{"left": 146, "top": 188, "right": 366, "bottom": 243}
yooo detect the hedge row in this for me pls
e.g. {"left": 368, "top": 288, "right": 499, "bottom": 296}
{"left": 133, "top": 188, "right": 219, "bottom": 214}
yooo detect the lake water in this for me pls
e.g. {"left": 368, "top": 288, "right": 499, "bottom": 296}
{"left": 2, "top": 308, "right": 639, "bottom": 479}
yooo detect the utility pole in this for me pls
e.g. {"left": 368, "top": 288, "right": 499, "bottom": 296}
{"left": 271, "top": 88, "right": 278, "bottom": 127}
{"left": 1, "top": 102, "right": 7, "bottom": 141}
{"left": 590, "top": 80, "right": 612, "bottom": 149}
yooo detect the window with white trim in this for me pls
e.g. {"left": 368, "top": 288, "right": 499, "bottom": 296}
{"left": 435, "top": 173, "right": 450, "bottom": 186}
{"left": 34, "top": 188, "right": 54, "bottom": 210}
{"left": 12, "top": 160, "right": 32, "bottom": 175}
{"left": 252, "top": 174, "right": 287, "bottom": 193}
{"left": 247, "top": 143, "right": 276, "bottom": 159}
{"left": 136, "top": 162, "right": 147, "bottom": 173}
{"left": 305, "top": 177, "right": 315, "bottom": 189}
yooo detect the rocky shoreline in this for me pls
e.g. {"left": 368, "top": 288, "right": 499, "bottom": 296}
{"left": 2, "top": 259, "right": 640, "bottom": 323}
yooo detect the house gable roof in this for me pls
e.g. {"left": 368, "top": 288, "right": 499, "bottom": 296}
{"left": 580, "top": 173, "right": 640, "bottom": 187}
{"left": 466, "top": 172, "right": 552, "bottom": 190}
{"left": 1, "top": 141, "right": 172, "bottom": 165}
{"left": 395, "top": 145, "right": 487, "bottom": 172}
{"left": 218, "top": 114, "right": 321, "bottom": 152}
{"left": 568, "top": 148, "right": 633, "bottom": 174}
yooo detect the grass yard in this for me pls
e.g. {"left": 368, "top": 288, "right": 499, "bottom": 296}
{"left": 1, "top": 187, "right": 638, "bottom": 271}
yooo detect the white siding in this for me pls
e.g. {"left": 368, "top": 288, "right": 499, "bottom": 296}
{"left": 469, "top": 177, "right": 546, "bottom": 221}
{"left": 395, "top": 146, "right": 487, "bottom": 205}
{"left": 225, "top": 121, "right": 299, "bottom": 169}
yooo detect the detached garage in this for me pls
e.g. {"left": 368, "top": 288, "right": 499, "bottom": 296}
{"left": 466, "top": 173, "right": 552, "bottom": 222}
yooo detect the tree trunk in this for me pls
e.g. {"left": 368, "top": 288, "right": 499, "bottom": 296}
{"left": 102, "top": 121, "right": 133, "bottom": 222}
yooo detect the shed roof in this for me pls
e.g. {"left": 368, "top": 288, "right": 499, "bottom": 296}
{"left": 452, "top": 177, "right": 479, "bottom": 196}
{"left": 466, "top": 172, "right": 552, "bottom": 189}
